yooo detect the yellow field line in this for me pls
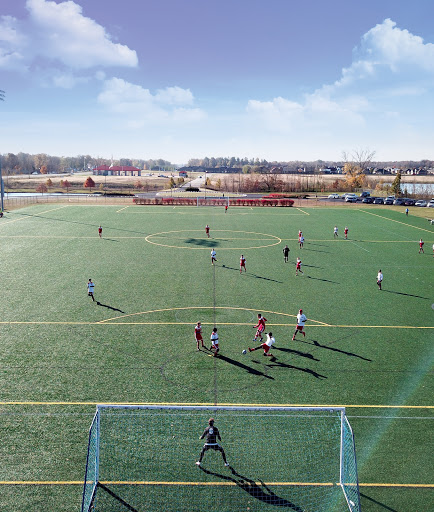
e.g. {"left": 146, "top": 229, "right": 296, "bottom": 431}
{"left": 0, "top": 321, "right": 431, "bottom": 329}
{"left": 358, "top": 209, "right": 434, "bottom": 234}
{"left": 0, "top": 401, "right": 432, "bottom": 408}
{"left": 0, "top": 480, "right": 431, "bottom": 487}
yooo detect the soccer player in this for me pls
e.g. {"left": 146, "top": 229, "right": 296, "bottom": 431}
{"left": 210, "top": 327, "right": 219, "bottom": 356}
{"left": 419, "top": 239, "right": 424, "bottom": 253}
{"left": 334, "top": 226, "right": 339, "bottom": 238}
{"left": 298, "top": 230, "right": 302, "bottom": 242}
{"left": 292, "top": 309, "right": 307, "bottom": 340}
{"left": 240, "top": 254, "right": 246, "bottom": 273}
{"left": 195, "top": 322, "right": 205, "bottom": 350}
{"left": 205, "top": 224, "right": 210, "bottom": 238}
{"left": 87, "top": 279, "right": 95, "bottom": 302}
{"left": 249, "top": 332, "right": 275, "bottom": 357}
{"left": 295, "top": 257, "right": 303, "bottom": 276}
{"left": 196, "top": 418, "right": 229, "bottom": 467}
{"left": 405, "top": 208, "right": 409, "bottom": 216}
{"left": 283, "top": 245, "right": 290, "bottom": 262}
{"left": 253, "top": 314, "right": 267, "bottom": 342}
{"left": 211, "top": 248, "right": 217, "bottom": 265}
{"left": 344, "top": 226, "right": 348, "bottom": 239}
{"left": 377, "top": 269, "right": 383, "bottom": 290}
{"left": 299, "top": 235, "right": 304, "bottom": 249}
{"left": 225, "top": 204, "right": 228, "bottom": 213}
{"left": 98, "top": 225, "right": 102, "bottom": 238}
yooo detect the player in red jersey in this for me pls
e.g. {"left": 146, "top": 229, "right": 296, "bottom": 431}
{"left": 253, "top": 314, "right": 267, "bottom": 342}
{"left": 205, "top": 225, "right": 210, "bottom": 238}
{"left": 240, "top": 254, "right": 246, "bottom": 273}
{"left": 195, "top": 322, "right": 205, "bottom": 350}
{"left": 419, "top": 239, "right": 424, "bottom": 253}
{"left": 98, "top": 225, "right": 102, "bottom": 238}
{"left": 225, "top": 205, "right": 228, "bottom": 213}
{"left": 344, "top": 226, "right": 348, "bottom": 239}
{"left": 296, "top": 257, "right": 303, "bottom": 276}
{"left": 298, "top": 230, "right": 302, "bottom": 242}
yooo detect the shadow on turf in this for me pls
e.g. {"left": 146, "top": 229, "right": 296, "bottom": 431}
{"left": 199, "top": 466, "right": 304, "bottom": 511}
{"left": 96, "top": 301, "right": 126, "bottom": 313}
{"left": 299, "top": 338, "right": 372, "bottom": 362}
{"left": 185, "top": 238, "right": 220, "bottom": 247}
{"left": 264, "top": 359, "right": 327, "bottom": 379}
{"left": 305, "top": 275, "right": 340, "bottom": 284}
{"left": 274, "top": 346, "right": 320, "bottom": 361}
{"left": 215, "top": 354, "right": 274, "bottom": 380}
{"left": 95, "top": 482, "right": 139, "bottom": 512}
{"left": 220, "top": 265, "right": 283, "bottom": 283}
{"left": 360, "top": 492, "right": 398, "bottom": 511}
{"left": 382, "top": 289, "right": 430, "bottom": 300}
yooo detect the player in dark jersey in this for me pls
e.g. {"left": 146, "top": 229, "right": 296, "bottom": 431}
{"left": 196, "top": 418, "right": 229, "bottom": 467}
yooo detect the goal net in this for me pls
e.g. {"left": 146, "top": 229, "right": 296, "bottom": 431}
{"left": 81, "top": 405, "right": 361, "bottom": 512}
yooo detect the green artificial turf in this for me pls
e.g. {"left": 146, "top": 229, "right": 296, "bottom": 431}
{"left": 0, "top": 203, "right": 432, "bottom": 511}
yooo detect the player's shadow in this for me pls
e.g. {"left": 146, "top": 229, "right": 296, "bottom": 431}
{"left": 301, "top": 264, "right": 323, "bottom": 269}
{"left": 101, "top": 238, "right": 120, "bottom": 242}
{"left": 274, "top": 347, "right": 320, "bottom": 361}
{"left": 96, "top": 302, "right": 126, "bottom": 313}
{"left": 216, "top": 354, "right": 274, "bottom": 380}
{"left": 382, "top": 289, "right": 429, "bottom": 300}
{"left": 265, "top": 360, "right": 327, "bottom": 379}
{"left": 300, "top": 339, "right": 372, "bottom": 362}
{"left": 305, "top": 275, "right": 339, "bottom": 284}
{"left": 185, "top": 238, "right": 219, "bottom": 247}
{"left": 302, "top": 247, "right": 330, "bottom": 253}
{"left": 199, "top": 466, "right": 304, "bottom": 510}
{"left": 220, "top": 265, "right": 282, "bottom": 283}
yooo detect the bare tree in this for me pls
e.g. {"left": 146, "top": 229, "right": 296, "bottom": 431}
{"left": 342, "top": 148, "right": 376, "bottom": 189}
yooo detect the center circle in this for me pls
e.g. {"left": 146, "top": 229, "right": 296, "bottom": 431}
{"left": 145, "top": 230, "right": 282, "bottom": 250}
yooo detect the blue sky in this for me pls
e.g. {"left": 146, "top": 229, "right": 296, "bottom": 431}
{"left": 1, "top": 0, "right": 434, "bottom": 164}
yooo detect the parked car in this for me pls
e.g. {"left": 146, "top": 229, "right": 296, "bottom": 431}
{"left": 345, "top": 194, "right": 358, "bottom": 202}
{"left": 360, "top": 191, "right": 371, "bottom": 198}
{"left": 404, "top": 198, "right": 415, "bottom": 206}
{"left": 328, "top": 193, "right": 340, "bottom": 199}
{"left": 373, "top": 197, "right": 384, "bottom": 204}
{"left": 427, "top": 199, "right": 434, "bottom": 208}
{"left": 393, "top": 198, "right": 405, "bottom": 205}
{"left": 362, "top": 197, "right": 373, "bottom": 203}
{"left": 383, "top": 196, "right": 395, "bottom": 205}
{"left": 415, "top": 200, "right": 427, "bottom": 207}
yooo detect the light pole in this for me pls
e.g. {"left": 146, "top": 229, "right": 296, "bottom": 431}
{"left": 204, "top": 171, "right": 207, "bottom": 200}
{"left": 0, "top": 90, "right": 5, "bottom": 212}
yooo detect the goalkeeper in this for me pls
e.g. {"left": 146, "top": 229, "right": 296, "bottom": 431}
{"left": 196, "top": 418, "right": 229, "bottom": 467}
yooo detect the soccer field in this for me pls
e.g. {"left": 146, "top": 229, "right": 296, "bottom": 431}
{"left": 0, "top": 203, "right": 432, "bottom": 511}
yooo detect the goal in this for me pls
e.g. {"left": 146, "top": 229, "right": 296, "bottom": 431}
{"left": 81, "top": 405, "right": 361, "bottom": 512}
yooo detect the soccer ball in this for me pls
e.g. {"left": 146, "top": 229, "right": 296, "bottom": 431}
{"left": 242, "top": 349, "right": 247, "bottom": 355}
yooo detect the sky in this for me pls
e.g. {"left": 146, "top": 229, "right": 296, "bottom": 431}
{"left": 1, "top": 0, "right": 434, "bottom": 165}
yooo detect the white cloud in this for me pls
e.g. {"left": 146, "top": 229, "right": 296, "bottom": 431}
{"left": 246, "top": 19, "right": 434, "bottom": 139}
{"left": 97, "top": 78, "right": 206, "bottom": 124}
{"left": 0, "top": 0, "right": 137, "bottom": 79}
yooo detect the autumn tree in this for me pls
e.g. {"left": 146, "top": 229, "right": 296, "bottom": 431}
{"left": 36, "top": 183, "right": 47, "bottom": 194}
{"left": 46, "top": 178, "right": 53, "bottom": 189}
{"left": 84, "top": 176, "right": 96, "bottom": 192}
{"left": 134, "top": 180, "right": 143, "bottom": 190}
{"left": 169, "top": 177, "right": 176, "bottom": 189}
{"left": 61, "top": 179, "right": 71, "bottom": 193}
{"left": 40, "top": 165, "right": 48, "bottom": 174}
{"left": 342, "top": 149, "right": 375, "bottom": 190}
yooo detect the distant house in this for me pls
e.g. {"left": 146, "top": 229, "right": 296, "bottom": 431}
{"left": 178, "top": 170, "right": 188, "bottom": 177}
{"left": 93, "top": 165, "right": 141, "bottom": 176}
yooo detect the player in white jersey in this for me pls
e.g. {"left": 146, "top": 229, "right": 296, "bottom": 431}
{"left": 377, "top": 270, "right": 383, "bottom": 290}
{"left": 334, "top": 226, "right": 338, "bottom": 238}
{"left": 210, "top": 327, "right": 219, "bottom": 356}
{"left": 292, "top": 309, "right": 307, "bottom": 340}
{"left": 87, "top": 279, "right": 95, "bottom": 302}
{"left": 211, "top": 249, "right": 217, "bottom": 265}
{"left": 249, "top": 332, "right": 275, "bottom": 356}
